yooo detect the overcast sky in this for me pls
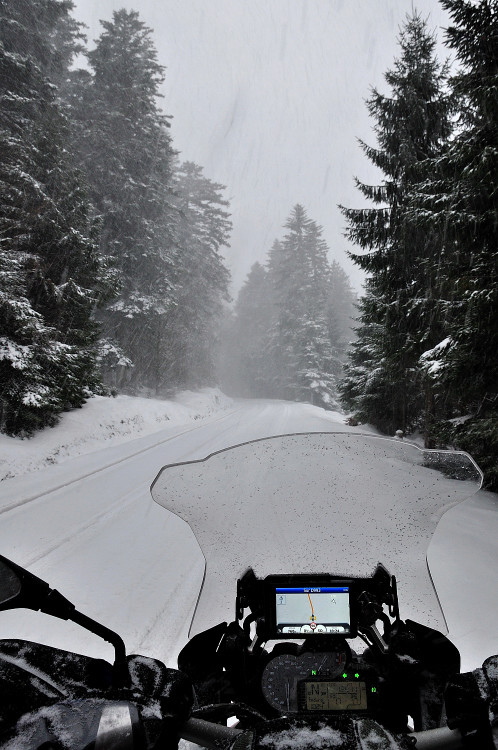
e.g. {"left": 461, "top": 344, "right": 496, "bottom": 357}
{"left": 71, "top": 0, "right": 453, "bottom": 295}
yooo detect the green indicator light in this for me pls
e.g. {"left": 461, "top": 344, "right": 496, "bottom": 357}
{"left": 371, "top": 687, "right": 377, "bottom": 693}
{"left": 342, "top": 673, "right": 348, "bottom": 679}
{"left": 355, "top": 673, "right": 360, "bottom": 679}
{"left": 311, "top": 670, "right": 316, "bottom": 676}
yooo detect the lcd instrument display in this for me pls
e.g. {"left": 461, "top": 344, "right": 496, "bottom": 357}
{"left": 304, "top": 681, "right": 367, "bottom": 711}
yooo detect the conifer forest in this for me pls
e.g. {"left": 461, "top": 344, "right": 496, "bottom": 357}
{"left": 1, "top": 1, "right": 497, "bottom": 489}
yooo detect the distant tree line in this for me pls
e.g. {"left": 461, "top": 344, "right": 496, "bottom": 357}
{"left": 0, "top": 2, "right": 230, "bottom": 434}
{"left": 339, "top": 2, "right": 498, "bottom": 489}
{"left": 221, "top": 204, "right": 356, "bottom": 411}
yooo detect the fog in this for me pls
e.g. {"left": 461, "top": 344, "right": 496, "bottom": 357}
{"left": 71, "top": 0, "right": 452, "bottom": 293}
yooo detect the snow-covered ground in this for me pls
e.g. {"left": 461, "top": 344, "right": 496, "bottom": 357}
{"left": 0, "top": 392, "right": 496, "bottom": 678}
{"left": 0, "top": 388, "right": 234, "bottom": 482}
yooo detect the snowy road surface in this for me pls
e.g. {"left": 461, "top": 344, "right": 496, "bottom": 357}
{"left": 0, "top": 398, "right": 497, "bottom": 673}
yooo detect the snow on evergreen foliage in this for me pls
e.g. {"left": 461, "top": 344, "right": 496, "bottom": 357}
{"left": 64, "top": 11, "right": 232, "bottom": 395}
{"left": 412, "top": 0, "right": 498, "bottom": 399}
{"left": 222, "top": 205, "right": 355, "bottom": 410}
{"left": 340, "top": 3, "right": 498, "bottom": 489}
{"left": 267, "top": 206, "right": 341, "bottom": 409}
{"left": 0, "top": 2, "right": 232, "bottom": 434}
{"left": 161, "top": 161, "right": 231, "bottom": 390}
{"left": 221, "top": 262, "right": 273, "bottom": 398}
{"left": 67, "top": 9, "right": 178, "bottom": 391}
{"left": 339, "top": 12, "right": 453, "bottom": 435}
{"left": 0, "top": 0, "right": 115, "bottom": 435}
{"left": 410, "top": 0, "right": 498, "bottom": 488}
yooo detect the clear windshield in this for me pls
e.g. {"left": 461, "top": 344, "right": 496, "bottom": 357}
{"left": 151, "top": 433, "right": 482, "bottom": 637}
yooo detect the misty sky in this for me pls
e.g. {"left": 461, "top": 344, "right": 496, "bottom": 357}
{"left": 72, "top": 0, "right": 453, "bottom": 294}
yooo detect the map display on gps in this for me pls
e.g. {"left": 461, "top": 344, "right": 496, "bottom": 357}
{"left": 275, "top": 587, "right": 350, "bottom": 635}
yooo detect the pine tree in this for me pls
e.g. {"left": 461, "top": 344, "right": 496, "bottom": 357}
{"left": 161, "top": 161, "right": 231, "bottom": 389}
{"left": 339, "top": 281, "right": 392, "bottom": 427}
{"left": 339, "top": 13, "right": 452, "bottom": 434}
{"left": 47, "top": 1, "right": 87, "bottom": 93}
{"left": 267, "top": 205, "right": 341, "bottom": 409}
{"left": 221, "top": 262, "right": 271, "bottom": 396}
{"left": 0, "top": 0, "right": 114, "bottom": 434}
{"left": 327, "top": 260, "right": 357, "bottom": 364}
{"left": 412, "top": 0, "right": 498, "bottom": 486}
{"left": 70, "top": 9, "right": 177, "bottom": 390}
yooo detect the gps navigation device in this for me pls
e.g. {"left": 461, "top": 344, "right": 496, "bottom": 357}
{"left": 262, "top": 575, "right": 356, "bottom": 639}
{"left": 275, "top": 585, "right": 351, "bottom": 636}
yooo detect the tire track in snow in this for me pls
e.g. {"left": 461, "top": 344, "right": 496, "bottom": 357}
{"left": 135, "top": 555, "right": 204, "bottom": 664}
{"left": 1, "top": 403, "right": 298, "bottom": 574}
{"left": 22, "top": 488, "right": 139, "bottom": 568}
{"left": 6, "top": 418, "right": 245, "bottom": 573}
{"left": 0, "top": 406, "right": 244, "bottom": 517}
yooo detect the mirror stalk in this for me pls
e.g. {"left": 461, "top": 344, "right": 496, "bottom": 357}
{"left": 70, "top": 609, "right": 129, "bottom": 687}
{"left": 0, "top": 555, "right": 130, "bottom": 687}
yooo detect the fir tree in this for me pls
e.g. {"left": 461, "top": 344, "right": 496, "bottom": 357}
{"left": 327, "top": 260, "right": 357, "bottom": 364}
{"left": 47, "top": 0, "right": 87, "bottom": 92}
{"left": 412, "top": 0, "right": 498, "bottom": 486}
{"left": 267, "top": 205, "right": 341, "bottom": 409}
{"left": 340, "top": 281, "right": 392, "bottom": 426}
{"left": 161, "top": 161, "right": 231, "bottom": 389}
{"left": 0, "top": 0, "right": 114, "bottom": 434}
{"left": 339, "top": 13, "right": 452, "bottom": 434}
{"left": 70, "top": 9, "right": 177, "bottom": 390}
{"left": 221, "top": 262, "right": 271, "bottom": 396}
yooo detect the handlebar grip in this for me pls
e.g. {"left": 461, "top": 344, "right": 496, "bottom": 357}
{"left": 411, "top": 726, "right": 463, "bottom": 749}
{"left": 179, "top": 717, "right": 243, "bottom": 749}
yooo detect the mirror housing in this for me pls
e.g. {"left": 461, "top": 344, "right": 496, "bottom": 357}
{"left": 0, "top": 559, "right": 21, "bottom": 607}
{"left": 0, "top": 554, "right": 75, "bottom": 619}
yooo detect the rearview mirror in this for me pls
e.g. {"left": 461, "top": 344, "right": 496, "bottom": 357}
{"left": 0, "top": 558, "right": 21, "bottom": 607}
{"left": 0, "top": 554, "right": 52, "bottom": 613}
{"left": 0, "top": 554, "right": 129, "bottom": 686}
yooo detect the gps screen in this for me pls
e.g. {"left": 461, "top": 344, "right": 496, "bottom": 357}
{"left": 275, "top": 586, "right": 350, "bottom": 635}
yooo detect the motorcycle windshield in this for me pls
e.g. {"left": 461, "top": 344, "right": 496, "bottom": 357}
{"left": 151, "top": 433, "right": 482, "bottom": 638}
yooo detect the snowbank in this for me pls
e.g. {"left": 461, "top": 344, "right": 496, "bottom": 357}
{"left": 0, "top": 388, "right": 233, "bottom": 482}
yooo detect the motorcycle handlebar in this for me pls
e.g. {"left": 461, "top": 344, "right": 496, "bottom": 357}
{"left": 178, "top": 718, "right": 466, "bottom": 750}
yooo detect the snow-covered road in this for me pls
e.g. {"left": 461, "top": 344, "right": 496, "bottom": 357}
{"left": 0, "top": 398, "right": 496, "bottom": 673}
{"left": 0, "top": 400, "right": 359, "bottom": 665}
